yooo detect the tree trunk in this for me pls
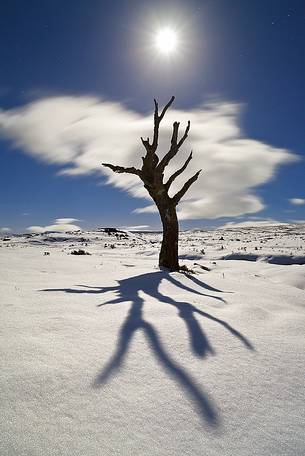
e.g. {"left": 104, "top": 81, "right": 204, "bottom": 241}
{"left": 157, "top": 202, "right": 179, "bottom": 271}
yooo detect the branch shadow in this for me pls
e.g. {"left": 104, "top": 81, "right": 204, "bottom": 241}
{"left": 41, "top": 271, "right": 254, "bottom": 426}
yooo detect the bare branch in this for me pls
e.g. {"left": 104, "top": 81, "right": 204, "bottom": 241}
{"left": 102, "top": 163, "right": 142, "bottom": 176}
{"left": 152, "top": 96, "right": 175, "bottom": 150}
{"left": 153, "top": 98, "right": 159, "bottom": 118}
{"left": 157, "top": 120, "right": 191, "bottom": 173}
{"left": 141, "top": 96, "right": 175, "bottom": 169}
{"left": 152, "top": 99, "right": 159, "bottom": 150}
{"left": 141, "top": 136, "right": 151, "bottom": 152}
{"left": 165, "top": 151, "right": 193, "bottom": 190}
{"left": 171, "top": 121, "right": 180, "bottom": 145}
{"left": 177, "top": 120, "right": 190, "bottom": 148}
{"left": 159, "top": 95, "right": 175, "bottom": 121}
{"left": 172, "top": 169, "right": 202, "bottom": 205}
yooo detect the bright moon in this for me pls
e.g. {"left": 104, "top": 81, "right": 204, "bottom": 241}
{"left": 155, "top": 28, "right": 178, "bottom": 55}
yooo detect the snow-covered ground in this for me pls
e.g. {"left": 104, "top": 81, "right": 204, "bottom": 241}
{"left": 1, "top": 225, "right": 305, "bottom": 455}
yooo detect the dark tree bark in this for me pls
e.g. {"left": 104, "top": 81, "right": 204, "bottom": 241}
{"left": 102, "top": 97, "right": 201, "bottom": 271}
{"left": 158, "top": 201, "right": 179, "bottom": 271}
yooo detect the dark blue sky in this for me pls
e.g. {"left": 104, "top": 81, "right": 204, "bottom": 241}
{"left": 0, "top": 0, "right": 304, "bottom": 232}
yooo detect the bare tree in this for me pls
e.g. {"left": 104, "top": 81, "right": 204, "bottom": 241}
{"left": 102, "top": 96, "right": 201, "bottom": 271}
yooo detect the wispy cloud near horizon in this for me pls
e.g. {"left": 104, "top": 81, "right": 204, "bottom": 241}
{"left": 121, "top": 224, "right": 151, "bottom": 231}
{"left": 27, "top": 218, "right": 82, "bottom": 233}
{"left": 0, "top": 95, "right": 299, "bottom": 220}
{"left": 289, "top": 198, "right": 305, "bottom": 206}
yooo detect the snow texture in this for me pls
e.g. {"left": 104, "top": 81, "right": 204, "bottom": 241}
{"left": 1, "top": 224, "right": 305, "bottom": 455}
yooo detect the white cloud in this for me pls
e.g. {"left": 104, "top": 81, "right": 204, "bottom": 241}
{"left": 55, "top": 218, "right": 81, "bottom": 224}
{"left": 121, "top": 225, "right": 151, "bottom": 231}
{"left": 291, "top": 220, "right": 305, "bottom": 224}
{"left": 0, "top": 227, "right": 11, "bottom": 233}
{"left": 27, "top": 217, "right": 82, "bottom": 233}
{"left": 0, "top": 95, "right": 299, "bottom": 220}
{"left": 289, "top": 198, "right": 305, "bottom": 206}
{"left": 220, "top": 219, "right": 289, "bottom": 229}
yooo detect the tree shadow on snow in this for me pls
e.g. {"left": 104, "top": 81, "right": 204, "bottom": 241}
{"left": 42, "top": 271, "right": 254, "bottom": 426}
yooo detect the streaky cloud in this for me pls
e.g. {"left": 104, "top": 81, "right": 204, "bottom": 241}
{"left": 289, "top": 198, "right": 305, "bottom": 206}
{"left": 0, "top": 95, "right": 299, "bottom": 220}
